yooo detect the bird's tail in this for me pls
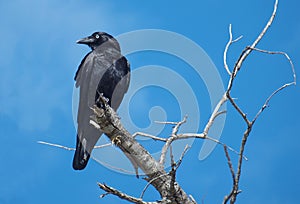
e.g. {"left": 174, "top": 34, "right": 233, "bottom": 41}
{"left": 73, "top": 128, "right": 102, "bottom": 170}
{"left": 73, "top": 133, "right": 91, "bottom": 170}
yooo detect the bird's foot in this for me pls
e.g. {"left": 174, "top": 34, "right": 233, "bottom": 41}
{"left": 96, "top": 92, "right": 110, "bottom": 109}
{"left": 112, "top": 135, "right": 122, "bottom": 146}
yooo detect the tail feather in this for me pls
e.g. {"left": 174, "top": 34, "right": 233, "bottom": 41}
{"left": 73, "top": 127, "right": 102, "bottom": 170}
{"left": 73, "top": 134, "right": 91, "bottom": 170}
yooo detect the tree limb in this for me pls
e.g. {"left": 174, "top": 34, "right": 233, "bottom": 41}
{"left": 90, "top": 99, "right": 194, "bottom": 203}
{"left": 221, "top": 0, "right": 297, "bottom": 203}
{"left": 98, "top": 183, "right": 157, "bottom": 204}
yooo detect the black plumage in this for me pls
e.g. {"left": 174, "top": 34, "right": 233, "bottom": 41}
{"left": 73, "top": 32, "right": 130, "bottom": 170}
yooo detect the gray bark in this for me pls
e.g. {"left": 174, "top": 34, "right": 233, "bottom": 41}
{"left": 91, "top": 101, "right": 194, "bottom": 204}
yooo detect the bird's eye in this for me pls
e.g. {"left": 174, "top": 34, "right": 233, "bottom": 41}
{"left": 95, "top": 34, "right": 100, "bottom": 39}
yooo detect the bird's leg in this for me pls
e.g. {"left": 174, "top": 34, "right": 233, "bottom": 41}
{"left": 95, "top": 91, "right": 110, "bottom": 109}
{"left": 95, "top": 92, "right": 104, "bottom": 108}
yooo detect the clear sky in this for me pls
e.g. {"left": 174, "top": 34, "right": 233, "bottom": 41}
{"left": 1, "top": 0, "right": 299, "bottom": 203}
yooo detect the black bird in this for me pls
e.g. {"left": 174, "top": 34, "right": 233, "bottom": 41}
{"left": 73, "top": 32, "right": 130, "bottom": 170}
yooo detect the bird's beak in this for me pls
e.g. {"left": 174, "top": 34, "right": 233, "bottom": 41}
{"left": 76, "top": 36, "right": 95, "bottom": 44}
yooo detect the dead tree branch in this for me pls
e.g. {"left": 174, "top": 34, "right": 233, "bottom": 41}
{"left": 90, "top": 98, "right": 194, "bottom": 204}
{"left": 98, "top": 183, "right": 155, "bottom": 204}
{"left": 222, "top": 0, "right": 295, "bottom": 203}
{"left": 223, "top": 24, "right": 243, "bottom": 75}
{"left": 159, "top": 116, "right": 187, "bottom": 165}
{"left": 37, "top": 141, "right": 112, "bottom": 150}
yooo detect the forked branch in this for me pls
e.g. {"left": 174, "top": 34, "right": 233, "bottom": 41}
{"left": 222, "top": 0, "right": 296, "bottom": 203}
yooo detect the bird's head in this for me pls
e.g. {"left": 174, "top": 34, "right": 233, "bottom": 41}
{"left": 76, "top": 32, "right": 120, "bottom": 50}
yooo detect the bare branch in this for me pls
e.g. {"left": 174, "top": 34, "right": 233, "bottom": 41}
{"left": 91, "top": 99, "right": 194, "bottom": 203}
{"left": 151, "top": 114, "right": 247, "bottom": 163}
{"left": 154, "top": 121, "right": 180, "bottom": 125}
{"left": 226, "top": 126, "right": 251, "bottom": 204}
{"left": 172, "top": 115, "right": 188, "bottom": 136}
{"left": 94, "top": 143, "right": 112, "bottom": 149}
{"left": 37, "top": 141, "right": 75, "bottom": 151}
{"left": 226, "top": 0, "right": 279, "bottom": 93}
{"left": 175, "top": 145, "right": 190, "bottom": 170}
{"left": 141, "top": 146, "right": 189, "bottom": 200}
{"left": 170, "top": 145, "right": 175, "bottom": 168}
{"left": 250, "top": 0, "right": 279, "bottom": 50}
{"left": 133, "top": 132, "right": 167, "bottom": 142}
{"left": 98, "top": 183, "right": 153, "bottom": 204}
{"left": 159, "top": 116, "right": 188, "bottom": 165}
{"left": 177, "top": 133, "right": 248, "bottom": 160}
{"left": 224, "top": 24, "right": 243, "bottom": 75}
{"left": 214, "top": 110, "right": 227, "bottom": 119}
{"left": 140, "top": 173, "right": 169, "bottom": 200}
{"left": 37, "top": 141, "right": 111, "bottom": 150}
{"left": 224, "top": 146, "right": 235, "bottom": 182}
{"left": 223, "top": 1, "right": 285, "bottom": 203}
{"left": 246, "top": 47, "right": 297, "bottom": 123}
{"left": 153, "top": 116, "right": 243, "bottom": 160}
{"left": 226, "top": 93, "right": 251, "bottom": 125}
{"left": 222, "top": 146, "right": 236, "bottom": 204}
{"left": 203, "top": 93, "right": 228, "bottom": 135}
{"left": 159, "top": 139, "right": 175, "bottom": 166}
{"left": 247, "top": 47, "right": 296, "bottom": 83}
{"left": 169, "top": 145, "right": 177, "bottom": 201}
{"left": 253, "top": 81, "right": 295, "bottom": 123}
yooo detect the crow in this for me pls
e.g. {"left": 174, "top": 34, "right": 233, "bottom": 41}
{"left": 73, "top": 32, "right": 130, "bottom": 170}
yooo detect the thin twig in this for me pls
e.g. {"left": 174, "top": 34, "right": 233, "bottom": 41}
{"left": 169, "top": 145, "right": 177, "bottom": 201}
{"left": 224, "top": 24, "right": 243, "bottom": 75}
{"left": 98, "top": 183, "right": 151, "bottom": 204}
{"left": 159, "top": 116, "right": 188, "bottom": 165}
{"left": 37, "top": 141, "right": 111, "bottom": 150}
{"left": 140, "top": 173, "right": 169, "bottom": 199}
{"left": 140, "top": 145, "right": 190, "bottom": 201}
{"left": 226, "top": 0, "right": 279, "bottom": 93}
{"left": 175, "top": 145, "right": 190, "bottom": 170}
{"left": 247, "top": 47, "right": 297, "bottom": 123}
{"left": 203, "top": 93, "right": 228, "bottom": 135}
{"left": 223, "top": 146, "right": 236, "bottom": 204}
{"left": 226, "top": 94, "right": 251, "bottom": 125}
{"left": 170, "top": 145, "right": 175, "bottom": 168}
{"left": 94, "top": 143, "right": 112, "bottom": 149}
{"left": 133, "top": 132, "right": 167, "bottom": 142}
{"left": 253, "top": 82, "right": 295, "bottom": 123}
{"left": 176, "top": 133, "right": 248, "bottom": 160}
{"left": 247, "top": 47, "right": 296, "bottom": 83}
{"left": 154, "top": 121, "right": 180, "bottom": 125}
{"left": 172, "top": 115, "right": 188, "bottom": 136}
{"left": 37, "top": 141, "right": 75, "bottom": 151}
{"left": 224, "top": 146, "right": 236, "bottom": 187}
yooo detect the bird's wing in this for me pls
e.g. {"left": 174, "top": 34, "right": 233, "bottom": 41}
{"left": 74, "top": 51, "right": 92, "bottom": 88}
{"left": 110, "top": 56, "right": 130, "bottom": 110}
{"left": 95, "top": 55, "right": 130, "bottom": 110}
{"left": 73, "top": 51, "right": 109, "bottom": 170}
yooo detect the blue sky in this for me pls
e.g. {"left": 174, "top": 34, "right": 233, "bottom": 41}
{"left": 1, "top": 0, "right": 299, "bottom": 203}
